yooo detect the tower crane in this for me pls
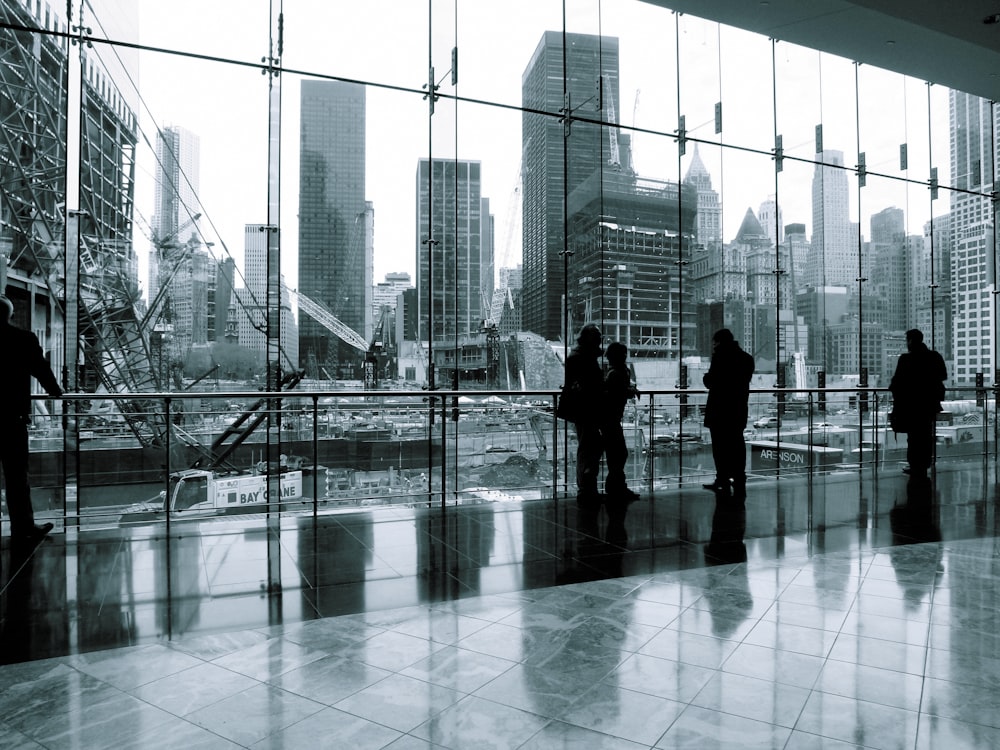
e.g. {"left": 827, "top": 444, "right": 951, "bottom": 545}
{"left": 486, "top": 137, "right": 530, "bottom": 327}
{"left": 601, "top": 74, "right": 621, "bottom": 170}
{"left": 140, "top": 212, "right": 203, "bottom": 334}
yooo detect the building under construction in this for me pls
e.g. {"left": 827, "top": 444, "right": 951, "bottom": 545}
{"left": 0, "top": 0, "right": 173, "bottom": 445}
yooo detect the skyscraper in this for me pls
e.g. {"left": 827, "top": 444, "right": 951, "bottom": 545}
{"left": 807, "top": 150, "right": 853, "bottom": 288}
{"left": 416, "top": 158, "right": 489, "bottom": 342}
{"left": 298, "top": 80, "right": 372, "bottom": 377}
{"left": 949, "top": 91, "right": 997, "bottom": 384}
{"left": 151, "top": 126, "right": 201, "bottom": 252}
{"left": 149, "top": 125, "right": 204, "bottom": 358}
{"left": 238, "top": 224, "right": 298, "bottom": 371}
{"left": 522, "top": 31, "right": 621, "bottom": 340}
{"left": 869, "top": 206, "right": 907, "bottom": 334}
{"left": 757, "top": 195, "right": 783, "bottom": 246}
{"left": 685, "top": 145, "right": 722, "bottom": 252}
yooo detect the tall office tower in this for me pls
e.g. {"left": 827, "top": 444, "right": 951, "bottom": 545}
{"left": 738, "top": 207, "right": 798, "bottom": 367}
{"left": 684, "top": 146, "right": 722, "bottom": 252}
{"left": 757, "top": 196, "right": 783, "bottom": 246}
{"left": 913, "top": 215, "right": 952, "bottom": 361}
{"left": 949, "top": 91, "right": 998, "bottom": 384}
{"left": 481, "top": 197, "right": 495, "bottom": 322}
{"left": 416, "top": 159, "right": 489, "bottom": 342}
{"left": 796, "top": 286, "right": 850, "bottom": 366}
{"left": 807, "top": 150, "right": 854, "bottom": 288}
{"left": 149, "top": 126, "right": 200, "bottom": 294}
{"left": 149, "top": 126, "right": 204, "bottom": 357}
{"left": 298, "top": 80, "right": 372, "bottom": 377}
{"left": 869, "top": 207, "right": 907, "bottom": 333}
{"left": 373, "top": 272, "right": 413, "bottom": 320}
{"left": 212, "top": 257, "right": 237, "bottom": 345}
{"left": 784, "top": 223, "right": 809, "bottom": 289}
{"left": 237, "top": 225, "right": 297, "bottom": 371}
{"left": 522, "top": 31, "right": 622, "bottom": 340}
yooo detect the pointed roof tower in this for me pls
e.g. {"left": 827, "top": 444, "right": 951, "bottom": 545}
{"left": 683, "top": 144, "right": 713, "bottom": 192}
{"left": 735, "top": 207, "right": 768, "bottom": 243}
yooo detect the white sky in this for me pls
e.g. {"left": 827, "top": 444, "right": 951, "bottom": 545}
{"left": 83, "top": 1, "right": 953, "bottom": 301}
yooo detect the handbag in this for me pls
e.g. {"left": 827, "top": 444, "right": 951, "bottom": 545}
{"left": 556, "top": 385, "right": 580, "bottom": 423}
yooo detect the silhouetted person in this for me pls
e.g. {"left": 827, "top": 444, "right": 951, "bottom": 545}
{"left": 563, "top": 323, "right": 604, "bottom": 507}
{"left": 0, "top": 295, "right": 62, "bottom": 541}
{"left": 888, "top": 328, "right": 946, "bottom": 476}
{"left": 602, "top": 341, "right": 640, "bottom": 505}
{"left": 703, "top": 328, "right": 755, "bottom": 496}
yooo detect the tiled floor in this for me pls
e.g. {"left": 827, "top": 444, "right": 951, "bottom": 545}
{"left": 2, "top": 464, "right": 1000, "bottom": 748}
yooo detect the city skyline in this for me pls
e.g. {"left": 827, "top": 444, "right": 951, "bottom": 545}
{"left": 3, "top": 0, "right": 978, "bottom": 385}
{"left": 127, "top": 2, "right": 952, "bottom": 297}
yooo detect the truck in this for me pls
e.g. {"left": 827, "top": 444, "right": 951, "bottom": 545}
{"left": 122, "top": 463, "right": 326, "bottom": 519}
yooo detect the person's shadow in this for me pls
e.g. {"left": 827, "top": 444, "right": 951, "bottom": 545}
{"left": 701, "top": 497, "right": 753, "bottom": 638}
{"left": 704, "top": 497, "right": 748, "bottom": 565}
{"left": 889, "top": 476, "right": 941, "bottom": 544}
{"left": 565, "top": 492, "right": 635, "bottom": 583}
{"left": 888, "top": 476, "right": 943, "bottom": 611}
{"left": 0, "top": 537, "right": 40, "bottom": 665}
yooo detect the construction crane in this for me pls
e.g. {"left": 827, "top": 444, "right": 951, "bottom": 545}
{"left": 486, "top": 137, "right": 530, "bottom": 327}
{"left": 189, "top": 368, "right": 306, "bottom": 473}
{"left": 140, "top": 213, "right": 203, "bottom": 336}
{"left": 601, "top": 74, "right": 621, "bottom": 170}
{"left": 290, "top": 287, "right": 368, "bottom": 354}
{"left": 363, "top": 306, "right": 395, "bottom": 390}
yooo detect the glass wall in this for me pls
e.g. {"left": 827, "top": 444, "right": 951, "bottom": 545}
{"left": 0, "top": 0, "right": 995, "bottom": 530}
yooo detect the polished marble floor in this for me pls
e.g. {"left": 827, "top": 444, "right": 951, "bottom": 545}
{"left": 2, "top": 463, "right": 1000, "bottom": 748}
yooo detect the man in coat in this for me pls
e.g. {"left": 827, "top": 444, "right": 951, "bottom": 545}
{"left": 563, "top": 323, "right": 605, "bottom": 506}
{"left": 0, "top": 295, "right": 63, "bottom": 540}
{"left": 703, "top": 328, "right": 755, "bottom": 496}
{"left": 888, "top": 328, "right": 947, "bottom": 476}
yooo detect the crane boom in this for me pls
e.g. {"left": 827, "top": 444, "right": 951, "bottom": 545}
{"left": 291, "top": 288, "right": 368, "bottom": 354}
{"left": 602, "top": 74, "right": 621, "bottom": 169}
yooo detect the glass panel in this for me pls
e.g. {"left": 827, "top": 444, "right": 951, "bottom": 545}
{"left": 947, "top": 188, "right": 993, "bottom": 385}
{"left": 9, "top": 0, "right": 1000, "bottom": 535}
{"left": 1, "top": 3, "right": 70, "bottom": 525}
{"left": 135, "top": 2, "right": 271, "bottom": 61}
{"left": 774, "top": 41, "right": 823, "bottom": 163}
{"left": 73, "top": 6, "right": 277, "bottom": 523}
{"left": 857, "top": 65, "right": 909, "bottom": 184}
{"left": 282, "top": 0, "right": 424, "bottom": 93}
{"left": 717, "top": 25, "right": 772, "bottom": 154}
{"left": 454, "top": 0, "right": 563, "bottom": 111}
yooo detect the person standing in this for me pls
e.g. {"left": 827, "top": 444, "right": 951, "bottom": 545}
{"left": 888, "top": 328, "right": 947, "bottom": 476}
{"left": 703, "top": 328, "right": 755, "bottom": 496}
{"left": 563, "top": 323, "right": 605, "bottom": 506}
{"left": 602, "top": 341, "right": 640, "bottom": 503}
{"left": 0, "top": 295, "right": 63, "bottom": 540}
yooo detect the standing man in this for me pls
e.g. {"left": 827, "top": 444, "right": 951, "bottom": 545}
{"left": 0, "top": 295, "right": 63, "bottom": 540}
{"left": 563, "top": 323, "right": 605, "bottom": 507}
{"left": 889, "top": 328, "right": 947, "bottom": 476}
{"left": 703, "top": 328, "right": 755, "bottom": 496}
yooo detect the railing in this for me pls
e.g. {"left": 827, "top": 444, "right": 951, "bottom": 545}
{"left": 10, "top": 385, "right": 995, "bottom": 533}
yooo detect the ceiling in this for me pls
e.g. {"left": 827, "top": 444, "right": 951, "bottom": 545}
{"left": 648, "top": 0, "right": 1000, "bottom": 102}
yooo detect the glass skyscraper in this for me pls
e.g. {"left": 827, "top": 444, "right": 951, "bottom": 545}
{"left": 297, "top": 79, "right": 372, "bottom": 377}
{"left": 521, "top": 31, "right": 621, "bottom": 342}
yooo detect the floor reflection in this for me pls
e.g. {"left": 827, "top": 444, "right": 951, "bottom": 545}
{"left": 0, "top": 463, "right": 999, "bottom": 664}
